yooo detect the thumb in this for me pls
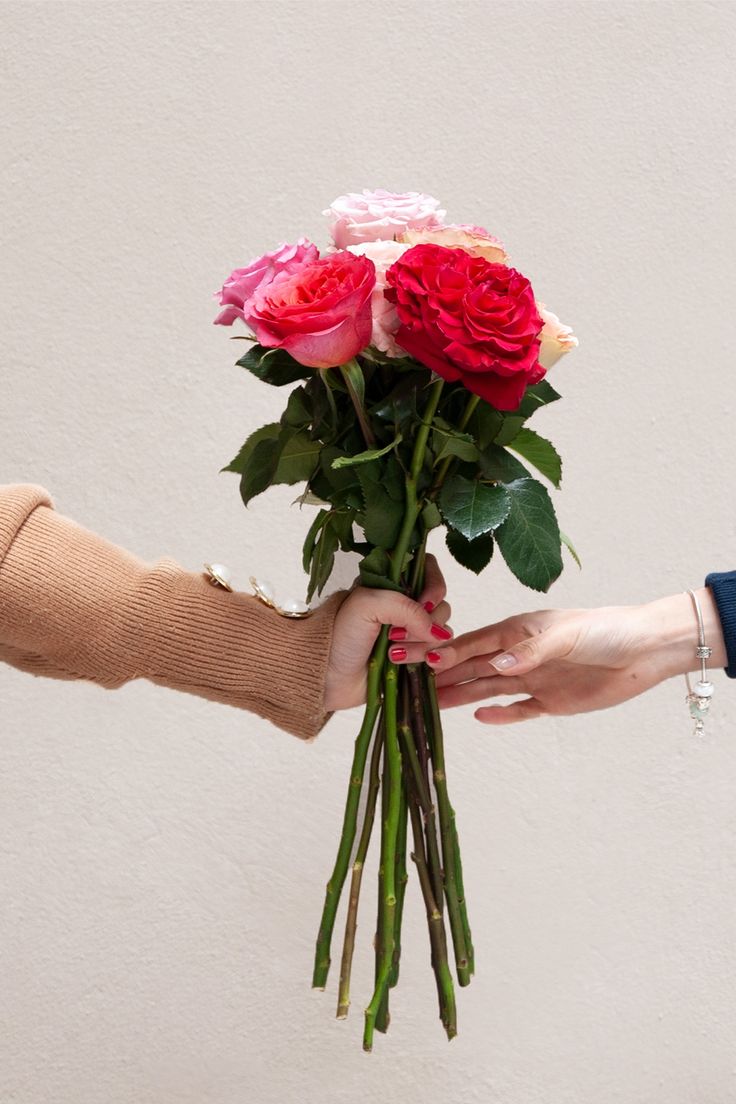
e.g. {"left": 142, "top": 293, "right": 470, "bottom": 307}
{"left": 488, "top": 625, "right": 574, "bottom": 675}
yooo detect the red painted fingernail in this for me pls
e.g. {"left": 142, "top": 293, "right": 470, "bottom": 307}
{"left": 431, "top": 623, "right": 452, "bottom": 641}
{"left": 389, "top": 647, "right": 407, "bottom": 662}
{"left": 388, "top": 626, "right": 408, "bottom": 641}
{"left": 423, "top": 601, "right": 435, "bottom": 613}
{"left": 426, "top": 651, "right": 442, "bottom": 664}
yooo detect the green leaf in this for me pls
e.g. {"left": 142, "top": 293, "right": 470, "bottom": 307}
{"left": 359, "top": 482, "right": 405, "bottom": 549}
{"left": 479, "top": 444, "right": 531, "bottom": 483}
{"left": 222, "top": 422, "right": 280, "bottom": 474}
{"left": 496, "top": 478, "right": 563, "bottom": 592}
{"left": 438, "top": 474, "right": 511, "bottom": 541}
{"left": 356, "top": 462, "right": 403, "bottom": 546}
{"left": 281, "top": 386, "right": 312, "bottom": 428}
{"left": 370, "top": 372, "right": 424, "bottom": 423}
{"left": 331, "top": 435, "right": 401, "bottom": 470}
{"left": 302, "top": 509, "right": 329, "bottom": 573}
{"left": 308, "top": 447, "right": 360, "bottom": 511}
{"left": 236, "top": 344, "right": 310, "bottom": 386}
{"left": 431, "top": 420, "right": 480, "bottom": 464}
{"left": 515, "top": 379, "right": 561, "bottom": 419}
{"left": 446, "top": 528, "right": 494, "bottom": 574}
{"left": 507, "top": 427, "right": 562, "bottom": 488}
{"left": 422, "top": 501, "right": 442, "bottom": 531}
{"left": 494, "top": 416, "right": 526, "bottom": 446}
{"left": 273, "top": 430, "right": 321, "bottom": 485}
{"left": 307, "top": 516, "right": 339, "bottom": 601}
{"left": 308, "top": 372, "right": 340, "bottom": 439}
{"left": 331, "top": 509, "right": 357, "bottom": 552}
{"left": 239, "top": 436, "right": 281, "bottom": 506}
{"left": 358, "top": 547, "right": 403, "bottom": 592}
{"left": 560, "top": 530, "right": 582, "bottom": 569}
{"left": 470, "top": 403, "right": 504, "bottom": 450}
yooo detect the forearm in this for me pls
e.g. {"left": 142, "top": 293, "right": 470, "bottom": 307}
{"left": 0, "top": 485, "right": 344, "bottom": 739}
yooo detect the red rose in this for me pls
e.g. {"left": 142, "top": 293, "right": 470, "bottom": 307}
{"left": 385, "top": 244, "right": 544, "bottom": 410}
{"left": 244, "top": 252, "right": 375, "bottom": 369}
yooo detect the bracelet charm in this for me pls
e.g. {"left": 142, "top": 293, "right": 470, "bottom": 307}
{"left": 684, "top": 589, "right": 714, "bottom": 737}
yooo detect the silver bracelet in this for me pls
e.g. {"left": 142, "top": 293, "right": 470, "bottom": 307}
{"left": 684, "top": 588, "right": 714, "bottom": 736}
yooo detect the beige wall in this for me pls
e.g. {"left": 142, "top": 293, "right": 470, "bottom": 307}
{"left": 2, "top": 2, "right": 735, "bottom": 1101}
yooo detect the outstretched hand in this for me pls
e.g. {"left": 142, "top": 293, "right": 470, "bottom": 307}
{"left": 324, "top": 554, "right": 452, "bottom": 712}
{"left": 433, "top": 589, "right": 727, "bottom": 724}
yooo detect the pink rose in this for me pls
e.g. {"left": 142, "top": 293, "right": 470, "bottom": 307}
{"left": 324, "top": 189, "right": 446, "bottom": 249}
{"left": 347, "top": 240, "right": 410, "bottom": 357}
{"left": 537, "top": 305, "right": 578, "bottom": 369}
{"left": 399, "top": 223, "right": 509, "bottom": 265}
{"left": 244, "top": 252, "right": 376, "bottom": 369}
{"left": 213, "top": 238, "right": 319, "bottom": 325}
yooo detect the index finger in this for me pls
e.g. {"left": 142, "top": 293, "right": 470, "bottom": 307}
{"left": 437, "top": 623, "right": 510, "bottom": 671}
{"left": 418, "top": 553, "right": 446, "bottom": 612}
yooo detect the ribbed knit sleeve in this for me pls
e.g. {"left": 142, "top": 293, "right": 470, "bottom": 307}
{"left": 0, "top": 484, "right": 345, "bottom": 739}
{"left": 705, "top": 570, "right": 736, "bottom": 679}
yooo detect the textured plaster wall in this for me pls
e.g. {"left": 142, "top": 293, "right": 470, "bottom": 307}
{"left": 1, "top": 2, "right": 736, "bottom": 1102}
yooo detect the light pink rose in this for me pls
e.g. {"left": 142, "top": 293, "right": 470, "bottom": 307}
{"left": 213, "top": 238, "right": 319, "bottom": 325}
{"left": 324, "top": 189, "right": 446, "bottom": 249}
{"left": 398, "top": 223, "right": 509, "bottom": 265}
{"left": 244, "top": 252, "right": 376, "bottom": 369}
{"left": 537, "top": 305, "right": 578, "bottom": 369}
{"left": 347, "top": 240, "right": 410, "bottom": 357}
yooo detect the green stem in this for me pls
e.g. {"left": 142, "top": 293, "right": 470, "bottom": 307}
{"left": 374, "top": 724, "right": 391, "bottom": 1033}
{"left": 389, "top": 769, "right": 409, "bottom": 990}
{"left": 431, "top": 392, "right": 481, "bottom": 496}
{"left": 336, "top": 721, "right": 384, "bottom": 1019}
{"left": 312, "top": 629, "right": 389, "bottom": 990}
{"left": 389, "top": 378, "right": 445, "bottom": 586}
{"left": 409, "top": 538, "right": 427, "bottom": 597}
{"left": 405, "top": 773, "right": 457, "bottom": 1039}
{"left": 407, "top": 666, "right": 444, "bottom": 911}
{"left": 423, "top": 666, "right": 472, "bottom": 986}
{"left": 363, "top": 663, "right": 401, "bottom": 1051}
{"left": 424, "top": 673, "right": 473, "bottom": 972}
{"left": 340, "top": 359, "right": 375, "bottom": 448}
{"left": 451, "top": 807, "right": 474, "bottom": 977}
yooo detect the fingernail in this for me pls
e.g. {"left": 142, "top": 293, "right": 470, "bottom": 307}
{"left": 426, "top": 651, "right": 442, "bottom": 665}
{"left": 490, "top": 653, "right": 517, "bottom": 671}
{"left": 388, "top": 627, "right": 407, "bottom": 642}
{"left": 423, "top": 601, "right": 435, "bottom": 613}
{"left": 389, "top": 647, "right": 407, "bottom": 663}
{"left": 431, "top": 623, "right": 452, "bottom": 641}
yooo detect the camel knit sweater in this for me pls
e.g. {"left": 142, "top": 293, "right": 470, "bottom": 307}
{"left": 0, "top": 485, "right": 344, "bottom": 739}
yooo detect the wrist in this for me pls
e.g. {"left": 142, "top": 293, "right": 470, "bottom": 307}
{"left": 640, "top": 588, "right": 728, "bottom": 679}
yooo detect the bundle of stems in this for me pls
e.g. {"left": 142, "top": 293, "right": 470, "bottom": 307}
{"left": 311, "top": 380, "right": 475, "bottom": 1050}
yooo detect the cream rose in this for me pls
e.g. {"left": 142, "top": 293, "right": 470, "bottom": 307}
{"left": 537, "top": 305, "right": 579, "bottom": 369}
{"left": 398, "top": 223, "right": 509, "bottom": 265}
{"left": 347, "top": 240, "right": 410, "bottom": 357}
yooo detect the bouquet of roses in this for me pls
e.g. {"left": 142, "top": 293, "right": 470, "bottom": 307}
{"left": 214, "top": 189, "right": 577, "bottom": 1050}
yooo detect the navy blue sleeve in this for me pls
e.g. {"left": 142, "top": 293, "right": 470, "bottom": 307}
{"left": 705, "top": 571, "right": 736, "bottom": 678}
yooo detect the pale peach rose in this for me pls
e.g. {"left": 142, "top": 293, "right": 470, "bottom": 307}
{"left": 537, "top": 305, "right": 578, "bottom": 369}
{"left": 398, "top": 223, "right": 509, "bottom": 265}
{"left": 347, "top": 240, "right": 410, "bottom": 357}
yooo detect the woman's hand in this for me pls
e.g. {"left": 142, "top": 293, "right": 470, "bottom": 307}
{"left": 324, "top": 554, "right": 452, "bottom": 712}
{"left": 433, "top": 588, "right": 727, "bottom": 724}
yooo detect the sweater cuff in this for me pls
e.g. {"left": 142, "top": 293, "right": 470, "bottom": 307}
{"left": 132, "top": 562, "right": 347, "bottom": 740}
{"left": 705, "top": 571, "right": 736, "bottom": 678}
